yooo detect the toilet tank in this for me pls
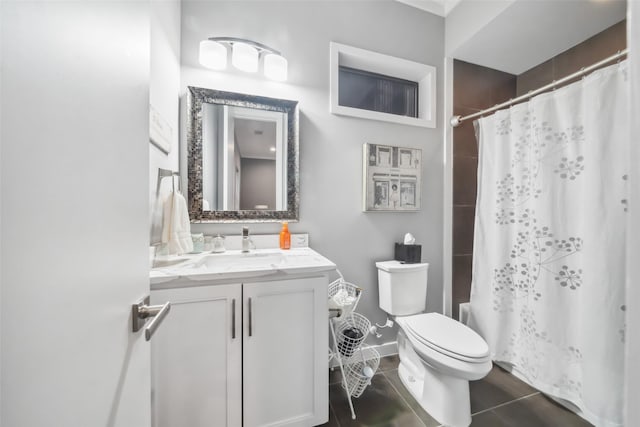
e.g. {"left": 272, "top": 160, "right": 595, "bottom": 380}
{"left": 376, "top": 261, "right": 429, "bottom": 316}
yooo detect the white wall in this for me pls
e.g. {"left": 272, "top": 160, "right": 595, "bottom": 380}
{"left": 442, "top": 57, "right": 454, "bottom": 317}
{"left": 149, "top": 0, "right": 181, "bottom": 246}
{"left": 180, "top": 0, "right": 445, "bottom": 342}
{"left": 0, "top": 0, "right": 3, "bottom": 408}
{"left": 625, "top": 1, "right": 639, "bottom": 425}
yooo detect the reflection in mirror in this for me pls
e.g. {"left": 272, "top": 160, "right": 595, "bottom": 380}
{"left": 202, "top": 104, "right": 286, "bottom": 211}
{"left": 187, "top": 87, "right": 299, "bottom": 222}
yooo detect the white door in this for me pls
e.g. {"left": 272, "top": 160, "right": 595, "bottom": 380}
{"left": 151, "top": 284, "right": 242, "bottom": 427}
{"left": 1, "top": 2, "right": 153, "bottom": 426}
{"left": 227, "top": 107, "right": 286, "bottom": 210}
{"left": 222, "top": 106, "right": 236, "bottom": 210}
{"left": 243, "top": 277, "right": 328, "bottom": 427}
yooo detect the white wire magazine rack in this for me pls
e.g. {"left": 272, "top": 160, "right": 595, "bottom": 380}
{"left": 342, "top": 347, "right": 381, "bottom": 398}
{"left": 328, "top": 271, "right": 380, "bottom": 419}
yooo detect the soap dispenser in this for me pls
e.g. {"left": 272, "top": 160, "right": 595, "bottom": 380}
{"left": 279, "top": 222, "right": 291, "bottom": 250}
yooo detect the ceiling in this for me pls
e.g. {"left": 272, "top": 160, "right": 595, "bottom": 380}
{"left": 234, "top": 119, "right": 277, "bottom": 161}
{"left": 448, "top": 0, "right": 627, "bottom": 74}
{"left": 396, "top": 0, "right": 463, "bottom": 17}
{"left": 399, "top": 0, "right": 627, "bottom": 75}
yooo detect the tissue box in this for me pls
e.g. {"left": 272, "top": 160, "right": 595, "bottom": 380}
{"left": 394, "top": 243, "right": 422, "bottom": 264}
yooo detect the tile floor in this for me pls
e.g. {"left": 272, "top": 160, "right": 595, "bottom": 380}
{"left": 322, "top": 355, "right": 593, "bottom": 427}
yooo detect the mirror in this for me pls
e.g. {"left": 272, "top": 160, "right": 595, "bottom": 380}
{"left": 186, "top": 87, "right": 299, "bottom": 222}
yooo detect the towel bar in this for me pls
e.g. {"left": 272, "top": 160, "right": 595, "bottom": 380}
{"left": 156, "top": 168, "right": 180, "bottom": 196}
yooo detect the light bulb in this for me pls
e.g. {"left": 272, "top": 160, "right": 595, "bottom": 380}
{"left": 263, "top": 53, "right": 288, "bottom": 81}
{"left": 199, "top": 40, "right": 227, "bottom": 70}
{"left": 231, "top": 42, "right": 258, "bottom": 73}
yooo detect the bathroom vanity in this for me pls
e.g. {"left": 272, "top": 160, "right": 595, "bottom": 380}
{"left": 150, "top": 248, "right": 335, "bottom": 427}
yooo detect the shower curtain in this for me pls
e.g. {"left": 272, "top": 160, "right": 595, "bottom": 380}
{"left": 469, "top": 61, "right": 629, "bottom": 427}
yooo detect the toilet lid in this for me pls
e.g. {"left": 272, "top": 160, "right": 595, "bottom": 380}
{"left": 375, "top": 260, "right": 429, "bottom": 272}
{"left": 403, "top": 313, "right": 489, "bottom": 361}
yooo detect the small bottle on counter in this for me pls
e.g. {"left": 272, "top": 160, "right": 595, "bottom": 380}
{"left": 279, "top": 221, "right": 291, "bottom": 250}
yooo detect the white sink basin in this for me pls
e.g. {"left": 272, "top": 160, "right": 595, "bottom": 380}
{"left": 196, "top": 251, "right": 286, "bottom": 271}
{"left": 152, "top": 257, "right": 190, "bottom": 268}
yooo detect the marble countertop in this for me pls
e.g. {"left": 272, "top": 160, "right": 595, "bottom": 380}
{"left": 150, "top": 247, "right": 336, "bottom": 289}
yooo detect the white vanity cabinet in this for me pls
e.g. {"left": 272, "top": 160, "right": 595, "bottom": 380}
{"left": 151, "top": 283, "right": 242, "bottom": 427}
{"left": 151, "top": 275, "right": 329, "bottom": 427}
{"left": 242, "top": 277, "right": 328, "bottom": 427}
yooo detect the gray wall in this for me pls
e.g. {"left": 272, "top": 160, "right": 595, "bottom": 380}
{"left": 181, "top": 0, "right": 445, "bottom": 345}
{"left": 240, "top": 158, "right": 277, "bottom": 210}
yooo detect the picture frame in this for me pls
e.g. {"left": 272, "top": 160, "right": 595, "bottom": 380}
{"left": 363, "top": 143, "right": 422, "bottom": 212}
{"left": 149, "top": 104, "right": 172, "bottom": 154}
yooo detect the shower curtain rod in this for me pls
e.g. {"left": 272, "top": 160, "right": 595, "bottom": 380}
{"left": 449, "top": 49, "right": 629, "bottom": 127}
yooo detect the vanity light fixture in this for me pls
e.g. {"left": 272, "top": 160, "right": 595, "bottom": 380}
{"left": 232, "top": 41, "right": 259, "bottom": 72}
{"left": 199, "top": 37, "right": 288, "bottom": 82}
{"left": 199, "top": 39, "right": 227, "bottom": 70}
{"left": 263, "top": 52, "right": 288, "bottom": 81}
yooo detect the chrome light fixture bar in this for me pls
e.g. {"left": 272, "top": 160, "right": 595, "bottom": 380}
{"left": 199, "top": 37, "right": 288, "bottom": 82}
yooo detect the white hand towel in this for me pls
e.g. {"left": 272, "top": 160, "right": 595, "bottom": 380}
{"left": 161, "top": 191, "right": 194, "bottom": 255}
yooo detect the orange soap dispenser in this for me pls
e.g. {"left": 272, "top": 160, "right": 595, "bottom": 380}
{"left": 279, "top": 221, "right": 291, "bottom": 250}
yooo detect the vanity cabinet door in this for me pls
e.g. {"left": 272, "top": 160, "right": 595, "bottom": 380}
{"left": 151, "top": 284, "right": 242, "bottom": 427}
{"left": 243, "top": 277, "right": 329, "bottom": 427}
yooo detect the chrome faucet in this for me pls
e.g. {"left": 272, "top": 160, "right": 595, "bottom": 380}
{"left": 242, "top": 227, "right": 251, "bottom": 253}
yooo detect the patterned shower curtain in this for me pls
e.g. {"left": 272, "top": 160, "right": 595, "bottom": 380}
{"left": 469, "top": 61, "right": 629, "bottom": 427}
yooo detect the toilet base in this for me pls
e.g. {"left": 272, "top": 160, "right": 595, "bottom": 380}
{"left": 397, "top": 331, "right": 472, "bottom": 427}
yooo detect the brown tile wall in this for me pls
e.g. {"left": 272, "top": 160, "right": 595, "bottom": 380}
{"left": 452, "top": 61, "right": 516, "bottom": 319}
{"left": 517, "top": 20, "right": 627, "bottom": 96}
{"left": 451, "top": 20, "right": 627, "bottom": 320}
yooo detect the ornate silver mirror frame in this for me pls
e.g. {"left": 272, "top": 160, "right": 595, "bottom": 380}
{"left": 186, "top": 86, "right": 299, "bottom": 222}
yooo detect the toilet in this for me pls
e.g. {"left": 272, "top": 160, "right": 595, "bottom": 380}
{"left": 376, "top": 260, "right": 492, "bottom": 427}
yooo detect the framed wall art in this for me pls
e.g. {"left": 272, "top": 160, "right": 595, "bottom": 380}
{"left": 149, "top": 104, "right": 172, "bottom": 154}
{"left": 362, "top": 143, "right": 422, "bottom": 212}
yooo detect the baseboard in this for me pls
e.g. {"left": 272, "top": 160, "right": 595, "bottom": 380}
{"left": 329, "top": 341, "right": 398, "bottom": 368}
{"left": 375, "top": 341, "right": 399, "bottom": 358}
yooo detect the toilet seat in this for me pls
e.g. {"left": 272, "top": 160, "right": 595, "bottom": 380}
{"left": 399, "top": 313, "right": 490, "bottom": 363}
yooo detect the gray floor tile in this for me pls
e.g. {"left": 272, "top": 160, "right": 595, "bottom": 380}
{"left": 470, "top": 410, "right": 508, "bottom": 426}
{"left": 470, "top": 364, "right": 538, "bottom": 413}
{"left": 382, "top": 369, "right": 441, "bottom": 427}
{"left": 318, "top": 403, "right": 341, "bottom": 427}
{"left": 488, "top": 394, "right": 594, "bottom": 427}
{"left": 330, "top": 373, "right": 427, "bottom": 427}
{"left": 328, "top": 356, "right": 592, "bottom": 427}
{"left": 377, "top": 354, "right": 399, "bottom": 372}
{"left": 330, "top": 366, "right": 343, "bottom": 385}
